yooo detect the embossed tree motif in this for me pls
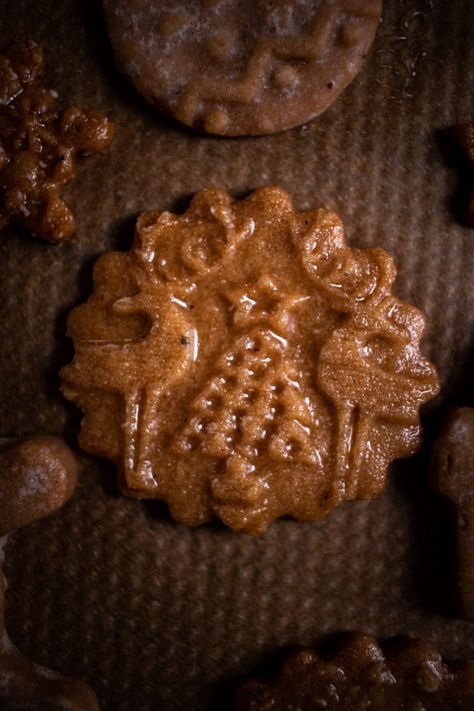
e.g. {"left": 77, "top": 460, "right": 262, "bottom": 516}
{"left": 175, "top": 276, "right": 318, "bottom": 505}
{"left": 61, "top": 187, "right": 440, "bottom": 533}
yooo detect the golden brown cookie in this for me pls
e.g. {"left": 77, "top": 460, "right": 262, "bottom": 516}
{"left": 0, "top": 436, "right": 78, "bottom": 536}
{"left": 0, "top": 41, "right": 114, "bottom": 242}
{"left": 234, "top": 633, "right": 474, "bottom": 710}
{"left": 432, "top": 407, "right": 474, "bottom": 620}
{"left": 0, "top": 436, "right": 99, "bottom": 710}
{"left": 61, "top": 187, "right": 439, "bottom": 533}
{"left": 102, "top": 0, "right": 382, "bottom": 136}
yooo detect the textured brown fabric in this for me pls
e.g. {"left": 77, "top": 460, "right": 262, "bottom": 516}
{"left": 0, "top": 1, "right": 473, "bottom": 709}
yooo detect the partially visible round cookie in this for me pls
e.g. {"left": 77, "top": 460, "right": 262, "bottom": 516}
{"left": 102, "top": 0, "right": 382, "bottom": 136}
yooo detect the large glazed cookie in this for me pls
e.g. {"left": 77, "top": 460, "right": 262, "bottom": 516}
{"left": 102, "top": 0, "right": 382, "bottom": 136}
{"left": 61, "top": 187, "right": 439, "bottom": 533}
{"left": 234, "top": 633, "right": 474, "bottom": 710}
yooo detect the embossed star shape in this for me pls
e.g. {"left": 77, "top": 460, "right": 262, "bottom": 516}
{"left": 227, "top": 275, "right": 308, "bottom": 335}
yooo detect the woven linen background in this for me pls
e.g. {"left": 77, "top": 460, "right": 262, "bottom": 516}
{"left": 1, "top": 1, "right": 473, "bottom": 709}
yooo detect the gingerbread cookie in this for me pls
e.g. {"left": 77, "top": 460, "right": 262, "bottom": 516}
{"left": 433, "top": 407, "right": 474, "bottom": 620}
{"left": 234, "top": 633, "right": 474, "bottom": 710}
{"left": 0, "top": 436, "right": 99, "bottom": 710}
{"left": 103, "top": 0, "right": 382, "bottom": 136}
{"left": 0, "top": 41, "right": 114, "bottom": 242}
{"left": 0, "top": 437, "right": 99, "bottom": 711}
{"left": 61, "top": 187, "right": 439, "bottom": 533}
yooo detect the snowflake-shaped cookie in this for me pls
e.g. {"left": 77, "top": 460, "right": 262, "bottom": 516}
{"left": 235, "top": 633, "right": 474, "bottom": 709}
{"left": 0, "top": 41, "right": 114, "bottom": 242}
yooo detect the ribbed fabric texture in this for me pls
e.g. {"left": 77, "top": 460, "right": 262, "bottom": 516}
{"left": 1, "top": 1, "right": 473, "bottom": 709}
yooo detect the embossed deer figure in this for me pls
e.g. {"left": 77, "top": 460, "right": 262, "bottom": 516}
{"left": 62, "top": 194, "right": 253, "bottom": 491}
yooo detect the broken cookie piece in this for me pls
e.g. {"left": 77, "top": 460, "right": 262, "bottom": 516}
{"left": 234, "top": 633, "right": 474, "bottom": 710}
{"left": 0, "top": 40, "right": 114, "bottom": 242}
{"left": 0, "top": 436, "right": 99, "bottom": 710}
{"left": 432, "top": 407, "right": 474, "bottom": 620}
{"left": 103, "top": 0, "right": 382, "bottom": 136}
{"left": 0, "top": 435, "right": 78, "bottom": 535}
{"left": 61, "top": 187, "right": 439, "bottom": 533}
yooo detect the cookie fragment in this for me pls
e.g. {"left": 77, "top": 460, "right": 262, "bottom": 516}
{"left": 234, "top": 633, "right": 474, "bottom": 710}
{"left": 103, "top": 0, "right": 382, "bottom": 136}
{"left": 432, "top": 407, "right": 474, "bottom": 620}
{"left": 0, "top": 41, "right": 114, "bottom": 242}
{"left": 0, "top": 436, "right": 99, "bottom": 710}
{"left": 0, "top": 435, "right": 78, "bottom": 536}
{"left": 448, "top": 123, "right": 474, "bottom": 226}
{"left": 61, "top": 187, "right": 439, "bottom": 533}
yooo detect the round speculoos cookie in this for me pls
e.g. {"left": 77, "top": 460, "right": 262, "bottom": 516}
{"left": 102, "top": 0, "right": 382, "bottom": 136}
{"left": 60, "top": 187, "right": 439, "bottom": 534}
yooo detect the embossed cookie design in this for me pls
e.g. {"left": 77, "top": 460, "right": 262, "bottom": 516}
{"left": 0, "top": 41, "right": 114, "bottom": 242}
{"left": 61, "top": 187, "right": 439, "bottom": 533}
{"left": 234, "top": 633, "right": 474, "bottom": 710}
{"left": 0, "top": 436, "right": 99, "bottom": 710}
{"left": 103, "top": 0, "right": 382, "bottom": 136}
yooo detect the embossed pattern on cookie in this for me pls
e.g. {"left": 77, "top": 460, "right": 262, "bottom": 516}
{"left": 0, "top": 41, "right": 114, "bottom": 242}
{"left": 234, "top": 633, "right": 474, "bottom": 710}
{"left": 102, "top": 0, "right": 382, "bottom": 136}
{"left": 61, "top": 187, "right": 439, "bottom": 533}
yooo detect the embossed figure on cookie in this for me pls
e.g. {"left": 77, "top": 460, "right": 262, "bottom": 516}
{"left": 103, "top": 0, "right": 382, "bottom": 136}
{"left": 299, "top": 227, "right": 438, "bottom": 500}
{"left": 0, "top": 41, "right": 114, "bottom": 242}
{"left": 234, "top": 633, "right": 474, "bottom": 710}
{"left": 63, "top": 196, "right": 254, "bottom": 496}
{"left": 318, "top": 298, "right": 437, "bottom": 501}
{"left": 62, "top": 270, "right": 196, "bottom": 489}
{"left": 61, "top": 187, "right": 439, "bottom": 533}
{"left": 0, "top": 436, "right": 99, "bottom": 710}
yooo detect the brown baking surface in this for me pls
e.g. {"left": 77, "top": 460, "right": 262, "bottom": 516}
{"left": 0, "top": 1, "right": 473, "bottom": 709}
